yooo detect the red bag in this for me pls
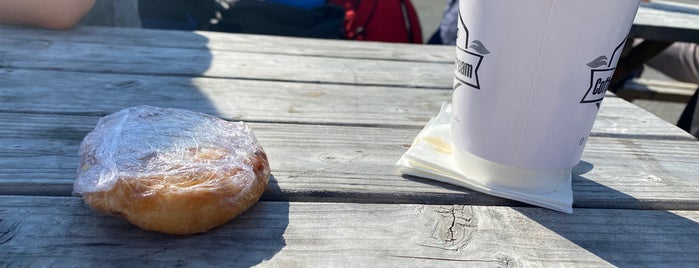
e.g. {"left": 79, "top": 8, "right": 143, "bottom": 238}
{"left": 329, "top": 0, "right": 423, "bottom": 43}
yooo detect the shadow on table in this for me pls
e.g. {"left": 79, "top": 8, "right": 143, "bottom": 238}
{"left": 81, "top": 179, "right": 289, "bottom": 266}
{"left": 515, "top": 160, "right": 698, "bottom": 267}
{"left": 1, "top": 26, "right": 237, "bottom": 118}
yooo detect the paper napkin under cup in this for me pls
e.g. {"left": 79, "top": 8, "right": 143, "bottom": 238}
{"left": 396, "top": 103, "right": 573, "bottom": 213}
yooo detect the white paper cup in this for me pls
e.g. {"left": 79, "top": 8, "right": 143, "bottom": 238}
{"left": 451, "top": 0, "right": 640, "bottom": 193}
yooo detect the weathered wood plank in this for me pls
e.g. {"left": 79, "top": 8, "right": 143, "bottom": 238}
{"left": 0, "top": 68, "right": 449, "bottom": 127}
{"left": 1, "top": 68, "right": 693, "bottom": 139}
{"left": 0, "top": 25, "right": 455, "bottom": 63}
{"left": 617, "top": 78, "right": 697, "bottom": 103}
{"left": 0, "top": 39, "right": 452, "bottom": 88}
{"left": 594, "top": 95, "right": 696, "bottom": 140}
{"left": 1, "top": 113, "right": 698, "bottom": 210}
{"left": 1, "top": 196, "right": 697, "bottom": 267}
{"left": 630, "top": 2, "right": 699, "bottom": 43}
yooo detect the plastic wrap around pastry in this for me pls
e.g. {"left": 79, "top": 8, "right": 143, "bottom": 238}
{"left": 74, "top": 106, "right": 270, "bottom": 235}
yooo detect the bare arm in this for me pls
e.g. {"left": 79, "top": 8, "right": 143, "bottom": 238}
{"left": 0, "top": 0, "right": 95, "bottom": 30}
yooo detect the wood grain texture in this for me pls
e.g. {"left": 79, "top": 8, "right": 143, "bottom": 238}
{"left": 617, "top": 78, "right": 697, "bottom": 103}
{"left": 0, "top": 68, "right": 450, "bottom": 127}
{"left": 0, "top": 38, "right": 452, "bottom": 89}
{"left": 631, "top": 2, "right": 699, "bottom": 43}
{"left": 1, "top": 113, "right": 698, "bottom": 210}
{"left": 2, "top": 21, "right": 699, "bottom": 267}
{"left": 0, "top": 196, "right": 697, "bottom": 267}
{"left": 0, "top": 25, "right": 455, "bottom": 63}
{"left": 1, "top": 68, "right": 693, "bottom": 139}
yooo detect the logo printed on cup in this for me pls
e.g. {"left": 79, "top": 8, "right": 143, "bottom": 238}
{"left": 454, "top": 13, "right": 489, "bottom": 90}
{"left": 451, "top": 0, "right": 641, "bottom": 172}
{"left": 580, "top": 40, "right": 626, "bottom": 104}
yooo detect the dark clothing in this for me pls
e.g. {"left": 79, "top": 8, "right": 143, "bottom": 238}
{"left": 428, "top": 0, "right": 458, "bottom": 45}
{"left": 139, "top": 0, "right": 214, "bottom": 30}
{"left": 138, "top": 0, "right": 344, "bottom": 39}
{"left": 678, "top": 88, "right": 699, "bottom": 139}
{"left": 81, "top": 0, "right": 142, "bottom": 28}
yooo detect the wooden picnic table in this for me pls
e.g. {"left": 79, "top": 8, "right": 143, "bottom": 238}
{"left": 1, "top": 6, "right": 699, "bottom": 266}
{"left": 613, "top": 0, "right": 699, "bottom": 87}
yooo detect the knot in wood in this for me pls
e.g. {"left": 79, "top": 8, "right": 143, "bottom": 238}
{"left": 421, "top": 205, "right": 478, "bottom": 252}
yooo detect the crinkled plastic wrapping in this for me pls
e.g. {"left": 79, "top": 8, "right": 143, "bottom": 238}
{"left": 74, "top": 105, "right": 270, "bottom": 235}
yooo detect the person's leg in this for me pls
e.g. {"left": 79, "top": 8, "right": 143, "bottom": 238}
{"left": 0, "top": 0, "right": 95, "bottom": 30}
{"left": 646, "top": 42, "right": 699, "bottom": 84}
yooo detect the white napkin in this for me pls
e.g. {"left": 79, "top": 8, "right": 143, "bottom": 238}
{"left": 396, "top": 103, "right": 573, "bottom": 213}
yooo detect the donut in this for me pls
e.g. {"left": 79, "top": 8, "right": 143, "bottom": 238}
{"left": 74, "top": 106, "right": 270, "bottom": 235}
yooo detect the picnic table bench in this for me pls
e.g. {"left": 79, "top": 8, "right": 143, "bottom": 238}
{"left": 615, "top": 0, "right": 699, "bottom": 102}
{"left": 1, "top": 3, "right": 699, "bottom": 266}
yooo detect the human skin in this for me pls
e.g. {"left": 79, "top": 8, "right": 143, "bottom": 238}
{"left": 0, "top": 0, "right": 95, "bottom": 30}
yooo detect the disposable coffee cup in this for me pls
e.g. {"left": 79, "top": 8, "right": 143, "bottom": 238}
{"left": 451, "top": 0, "right": 640, "bottom": 193}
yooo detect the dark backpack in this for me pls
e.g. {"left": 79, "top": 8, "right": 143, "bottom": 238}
{"left": 328, "top": 0, "right": 423, "bottom": 43}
